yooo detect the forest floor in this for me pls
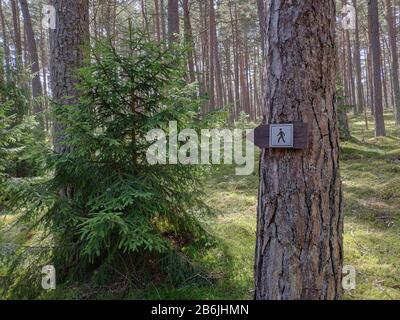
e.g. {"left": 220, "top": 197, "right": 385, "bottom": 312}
{"left": 144, "top": 111, "right": 400, "bottom": 300}
{"left": 1, "top": 112, "right": 400, "bottom": 300}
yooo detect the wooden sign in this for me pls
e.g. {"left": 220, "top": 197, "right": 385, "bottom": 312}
{"left": 249, "top": 122, "right": 309, "bottom": 149}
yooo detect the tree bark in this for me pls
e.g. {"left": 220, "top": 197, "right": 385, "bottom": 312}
{"left": 182, "top": 0, "right": 195, "bottom": 83}
{"left": 353, "top": 0, "right": 365, "bottom": 114}
{"left": 256, "top": 0, "right": 265, "bottom": 55}
{"left": 50, "top": 0, "right": 90, "bottom": 156}
{"left": 385, "top": 0, "right": 400, "bottom": 125}
{"left": 167, "top": 0, "right": 179, "bottom": 44}
{"left": 255, "top": 0, "right": 343, "bottom": 300}
{"left": 0, "top": 0, "right": 10, "bottom": 80}
{"left": 368, "top": 0, "right": 386, "bottom": 136}
{"left": 160, "top": 0, "right": 167, "bottom": 43}
{"left": 19, "top": 0, "right": 43, "bottom": 115}
{"left": 11, "top": 0, "right": 22, "bottom": 67}
{"left": 154, "top": 0, "right": 161, "bottom": 42}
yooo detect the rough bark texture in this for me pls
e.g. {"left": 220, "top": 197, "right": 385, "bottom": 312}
{"left": 368, "top": 0, "right": 386, "bottom": 136}
{"left": 167, "top": 0, "right": 179, "bottom": 44}
{"left": 256, "top": 0, "right": 265, "bottom": 55}
{"left": 183, "top": 0, "right": 196, "bottom": 83}
{"left": 255, "top": 0, "right": 343, "bottom": 300}
{"left": 385, "top": 0, "right": 400, "bottom": 125}
{"left": 49, "top": 0, "right": 89, "bottom": 155}
{"left": 353, "top": 0, "right": 364, "bottom": 114}
{"left": 11, "top": 0, "right": 22, "bottom": 66}
{"left": 0, "top": 0, "right": 10, "bottom": 79}
{"left": 345, "top": 25, "right": 355, "bottom": 108}
{"left": 19, "top": 0, "right": 43, "bottom": 114}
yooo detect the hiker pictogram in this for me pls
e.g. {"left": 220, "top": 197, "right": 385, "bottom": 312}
{"left": 269, "top": 124, "right": 294, "bottom": 148}
{"left": 277, "top": 128, "right": 286, "bottom": 143}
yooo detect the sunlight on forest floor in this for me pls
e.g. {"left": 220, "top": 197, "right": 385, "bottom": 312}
{"left": 141, "top": 111, "right": 400, "bottom": 300}
{"left": 1, "top": 112, "right": 400, "bottom": 300}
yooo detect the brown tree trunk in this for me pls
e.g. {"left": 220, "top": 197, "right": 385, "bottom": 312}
{"left": 353, "top": 0, "right": 365, "bottom": 114}
{"left": 182, "top": 0, "right": 195, "bottom": 83}
{"left": 39, "top": 14, "right": 49, "bottom": 132}
{"left": 50, "top": 0, "right": 90, "bottom": 157}
{"left": 0, "top": 0, "right": 10, "bottom": 79}
{"left": 167, "top": 0, "right": 179, "bottom": 44}
{"left": 154, "top": 0, "right": 161, "bottom": 42}
{"left": 381, "top": 48, "right": 390, "bottom": 109}
{"left": 368, "top": 0, "right": 386, "bottom": 136}
{"left": 385, "top": 0, "right": 400, "bottom": 125}
{"left": 19, "top": 0, "right": 43, "bottom": 115}
{"left": 367, "top": 48, "right": 375, "bottom": 115}
{"left": 11, "top": 0, "right": 22, "bottom": 67}
{"left": 255, "top": 0, "right": 343, "bottom": 300}
{"left": 209, "top": 0, "right": 223, "bottom": 108}
{"left": 229, "top": 2, "right": 240, "bottom": 117}
{"left": 256, "top": 0, "right": 265, "bottom": 55}
{"left": 345, "top": 27, "right": 356, "bottom": 109}
{"left": 160, "top": 0, "right": 167, "bottom": 43}
{"left": 224, "top": 41, "right": 234, "bottom": 110}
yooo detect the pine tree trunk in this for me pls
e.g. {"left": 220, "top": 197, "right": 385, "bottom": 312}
{"left": 368, "top": 0, "right": 386, "bottom": 136}
{"left": 256, "top": 0, "right": 265, "bottom": 55}
{"left": 385, "top": 0, "right": 400, "bottom": 125}
{"left": 11, "top": 0, "right": 22, "bottom": 67}
{"left": 154, "top": 0, "right": 161, "bottom": 42}
{"left": 345, "top": 29, "right": 356, "bottom": 109}
{"left": 0, "top": 0, "right": 10, "bottom": 79}
{"left": 209, "top": 0, "right": 223, "bottom": 108}
{"left": 183, "top": 0, "right": 195, "bottom": 83}
{"left": 19, "top": 0, "right": 43, "bottom": 115}
{"left": 229, "top": 3, "right": 240, "bottom": 117}
{"left": 167, "top": 0, "right": 179, "bottom": 44}
{"left": 255, "top": 0, "right": 343, "bottom": 300}
{"left": 50, "top": 0, "right": 90, "bottom": 156}
{"left": 353, "top": 0, "right": 365, "bottom": 114}
{"left": 160, "top": 0, "right": 167, "bottom": 43}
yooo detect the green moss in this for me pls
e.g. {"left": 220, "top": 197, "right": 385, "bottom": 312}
{"left": 379, "top": 178, "right": 400, "bottom": 200}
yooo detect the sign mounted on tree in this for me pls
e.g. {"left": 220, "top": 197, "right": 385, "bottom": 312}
{"left": 250, "top": 122, "right": 309, "bottom": 150}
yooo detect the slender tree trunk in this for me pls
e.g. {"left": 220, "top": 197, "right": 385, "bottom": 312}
{"left": 39, "top": 9, "right": 49, "bottom": 131}
{"left": 353, "top": 0, "right": 364, "bottom": 114}
{"left": 341, "top": 29, "right": 350, "bottom": 106}
{"left": 345, "top": 28, "right": 356, "bottom": 109}
{"left": 0, "top": 0, "right": 10, "bottom": 80}
{"left": 209, "top": 0, "right": 223, "bottom": 108}
{"left": 256, "top": 0, "right": 265, "bottom": 55}
{"left": 140, "top": 0, "right": 149, "bottom": 34}
{"left": 255, "top": 0, "right": 343, "bottom": 300}
{"left": 19, "top": 0, "right": 43, "bottom": 115}
{"left": 381, "top": 48, "right": 390, "bottom": 109}
{"left": 385, "top": 0, "right": 400, "bottom": 125}
{"left": 154, "top": 0, "right": 161, "bottom": 42}
{"left": 229, "top": 2, "right": 240, "bottom": 118}
{"left": 182, "top": 0, "right": 195, "bottom": 83}
{"left": 224, "top": 41, "right": 234, "bottom": 109}
{"left": 167, "top": 0, "right": 179, "bottom": 44}
{"left": 160, "top": 0, "right": 167, "bottom": 43}
{"left": 367, "top": 48, "right": 375, "bottom": 115}
{"left": 368, "top": 0, "right": 386, "bottom": 136}
{"left": 11, "top": 0, "right": 22, "bottom": 67}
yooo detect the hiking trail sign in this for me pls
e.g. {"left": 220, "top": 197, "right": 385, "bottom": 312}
{"left": 249, "top": 122, "right": 309, "bottom": 150}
